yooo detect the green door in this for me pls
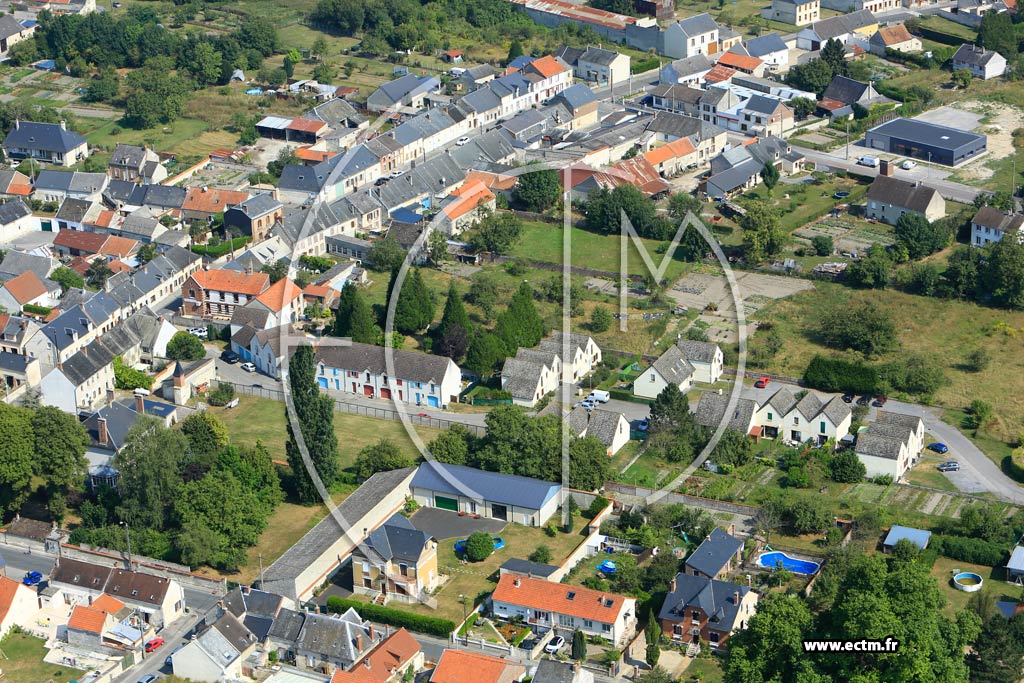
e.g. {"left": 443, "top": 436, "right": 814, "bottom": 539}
{"left": 434, "top": 495, "right": 458, "bottom": 511}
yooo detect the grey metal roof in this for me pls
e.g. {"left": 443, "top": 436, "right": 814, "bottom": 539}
{"left": 685, "top": 528, "right": 742, "bottom": 577}
{"left": 659, "top": 573, "right": 750, "bottom": 633}
{"left": 5, "top": 121, "right": 86, "bottom": 155}
{"left": 411, "top": 461, "right": 560, "bottom": 510}
{"left": 869, "top": 117, "right": 984, "bottom": 151}
{"left": 499, "top": 558, "right": 559, "bottom": 579}
{"left": 883, "top": 525, "right": 931, "bottom": 549}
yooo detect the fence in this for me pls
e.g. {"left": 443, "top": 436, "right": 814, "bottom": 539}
{"left": 605, "top": 482, "right": 761, "bottom": 517}
{"left": 220, "top": 381, "right": 487, "bottom": 436}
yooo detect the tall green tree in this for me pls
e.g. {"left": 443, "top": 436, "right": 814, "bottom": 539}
{"left": 389, "top": 268, "right": 435, "bottom": 334}
{"left": 571, "top": 629, "right": 587, "bottom": 661}
{"left": 366, "top": 238, "right": 406, "bottom": 272}
{"left": 31, "top": 405, "right": 88, "bottom": 510}
{"left": 0, "top": 404, "right": 35, "bottom": 513}
{"left": 513, "top": 169, "right": 562, "bottom": 212}
{"left": 979, "top": 11, "right": 1018, "bottom": 60}
{"left": 113, "top": 416, "right": 187, "bottom": 530}
{"left": 740, "top": 200, "right": 785, "bottom": 263}
{"left": 981, "top": 237, "right": 1024, "bottom": 309}
{"left": 285, "top": 345, "right": 339, "bottom": 503}
{"left": 469, "top": 212, "right": 522, "bottom": 255}
{"left": 894, "top": 213, "right": 952, "bottom": 259}
{"left": 820, "top": 38, "right": 847, "bottom": 77}
{"left": 167, "top": 331, "right": 206, "bottom": 361}
{"left": 761, "top": 161, "right": 780, "bottom": 190}
{"left": 506, "top": 38, "right": 524, "bottom": 64}
{"left": 435, "top": 281, "right": 472, "bottom": 361}
{"left": 180, "top": 411, "right": 229, "bottom": 467}
{"left": 334, "top": 283, "right": 378, "bottom": 343}
{"left": 464, "top": 332, "right": 506, "bottom": 377}
{"left": 354, "top": 439, "right": 414, "bottom": 479}
{"left": 494, "top": 282, "right": 544, "bottom": 353}
{"left": 568, "top": 436, "right": 611, "bottom": 491}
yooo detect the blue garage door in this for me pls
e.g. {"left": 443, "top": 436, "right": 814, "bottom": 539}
{"left": 428, "top": 396, "right": 439, "bottom": 408}
{"left": 318, "top": 377, "right": 328, "bottom": 389}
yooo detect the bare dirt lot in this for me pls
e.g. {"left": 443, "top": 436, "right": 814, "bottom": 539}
{"left": 917, "top": 102, "right": 1024, "bottom": 181}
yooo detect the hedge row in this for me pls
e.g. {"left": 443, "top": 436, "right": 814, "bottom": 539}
{"left": 632, "top": 57, "right": 660, "bottom": 74}
{"left": 609, "top": 388, "right": 652, "bottom": 404}
{"left": 1005, "top": 452, "right": 1024, "bottom": 484}
{"left": 191, "top": 236, "right": 251, "bottom": 258}
{"left": 803, "top": 355, "right": 878, "bottom": 394}
{"left": 915, "top": 26, "right": 969, "bottom": 46}
{"left": 325, "top": 597, "right": 456, "bottom": 637}
{"left": 931, "top": 534, "right": 1006, "bottom": 567}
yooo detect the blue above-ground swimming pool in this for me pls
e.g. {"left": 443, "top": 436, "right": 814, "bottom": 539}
{"left": 757, "top": 551, "right": 821, "bottom": 575}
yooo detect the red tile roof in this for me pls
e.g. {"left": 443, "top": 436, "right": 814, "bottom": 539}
{"left": 101, "top": 235, "right": 138, "bottom": 258}
{"left": 528, "top": 55, "right": 568, "bottom": 79}
{"left": 191, "top": 269, "right": 271, "bottom": 296}
{"left": 295, "top": 147, "right": 338, "bottom": 163}
{"left": 286, "top": 118, "right": 329, "bottom": 134}
{"left": 466, "top": 170, "right": 518, "bottom": 192}
{"left": 492, "top": 573, "right": 632, "bottom": 623}
{"left": 875, "top": 24, "right": 914, "bottom": 46}
{"left": 7, "top": 184, "right": 31, "bottom": 196}
{"left": 3, "top": 271, "right": 47, "bottom": 305}
{"left": 352, "top": 628, "right": 421, "bottom": 681}
{"left": 644, "top": 138, "right": 697, "bottom": 166}
{"left": 303, "top": 284, "right": 332, "bottom": 299}
{"left": 68, "top": 605, "right": 107, "bottom": 634}
{"left": 442, "top": 180, "right": 495, "bottom": 220}
{"left": 182, "top": 188, "right": 250, "bottom": 215}
{"left": 91, "top": 593, "right": 126, "bottom": 615}
{"left": 54, "top": 230, "right": 108, "bottom": 254}
{"left": 0, "top": 576, "right": 22, "bottom": 625}
{"left": 704, "top": 64, "right": 737, "bottom": 84}
{"left": 430, "top": 650, "right": 524, "bottom": 683}
{"left": 717, "top": 52, "right": 762, "bottom": 73}
{"left": 253, "top": 277, "right": 303, "bottom": 312}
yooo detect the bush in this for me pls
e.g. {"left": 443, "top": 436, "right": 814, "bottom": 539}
{"left": 325, "top": 597, "right": 455, "bottom": 637}
{"left": 464, "top": 531, "right": 494, "bottom": 562}
{"left": 931, "top": 535, "right": 1006, "bottom": 566}
{"left": 529, "top": 544, "right": 552, "bottom": 563}
{"left": 586, "top": 495, "right": 610, "bottom": 518}
{"left": 1006, "top": 450, "right": 1024, "bottom": 483}
{"left": 207, "top": 383, "right": 236, "bottom": 407}
{"left": 191, "top": 236, "right": 251, "bottom": 258}
{"left": 113, "top": 357, "right": 153, "bottom": 391}
{"left": 803, "top": 355, "right": 878, "bottom": 394}
{"left": 22, "top": 303, "right": 52, "bottom": 316}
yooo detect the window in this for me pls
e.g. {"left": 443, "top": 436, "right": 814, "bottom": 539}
{"left": 188, "top": 288, "right": 195, "bottom": 299}
{"left": 650, "top": 373, "right": 656, "bottom": 382}
{"left": 820, "top": 421, "right": 826, "bottom": 433}
{"left": 584, "top": 619, "right": 593, "bottom": 629}
{"left": 602, "top": 624, "right": 611, "bottom": 633}
{"left": 767, "top": 412, "right": 772, "bottom": 420}
{"left": 559, "top": 615, "right": 574, "bottom": 627}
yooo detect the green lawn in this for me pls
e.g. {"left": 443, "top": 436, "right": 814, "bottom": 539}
{"left": 929, "top": 556, "right": 1007, "bottom": 616}
{"left": 0, "top": 633, "right": 80, "bottom": 683}
{"left": 683, "top": 656, "right": 727, "bottom": 683}
{"left": 739, "top": 176, "right": 870, "bottom": 235}
{"left": 916, "top": 15, "right": 979, "bottom": 42}
{"left": 83, "top": 117, "right": 210, "bottom": 155}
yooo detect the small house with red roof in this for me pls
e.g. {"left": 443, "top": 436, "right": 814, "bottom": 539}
{"left": 430, "top": 650, "right": 526, "bottom": 683}
{"left": 181, "top": 269, "right": 271, "bottom": 320}
{"left": 246, "top": 278, "right": 305, "bottom": 326}
{"left": 438, "top": 180, "right": 495, "bottom": 234}
{"left": 0, "top": 575, "right": 37, "bottom": 638}
{"left": 491, "top": 573, "right": 637, "bottom": 645}
{"left": 443, "top": 49, "right": 464, "bottom": 63}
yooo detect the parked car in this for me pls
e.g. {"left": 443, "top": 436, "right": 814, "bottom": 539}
{"left": 754, "top": 376, "right": 770, "bottom": 388}
{"left": 938, "top": 461, "right": 960, "bottom": 472}
{"left": 928, "top": 442, "right": 949, "bottom": 454}
{"left": 220, "top": 350, "right": 240, "bottom": 364}
{"left": 856, "top": 395, "right": 871, "bottom": 406}
{"left": 374, "top": 177, "right": 389, "bottom": 186}
{"left": 872, "top": 396, "right": 888, "bottom": 407}
{"left": 241, "top": 362, "right": 257, "bottom": 373}
{"left": 841, "top": 394, "right": 854, "bottom": 404}
{"left": 145, "top": 638, "right": 165, "bottom": 653}
{"left": 456, "top": 136, "right": 471, "bottom": 146}
{"left": 637, "top": 419, "right": 649, "bottom": 432}
{"left": 587, "top": 390, "right": 610, "bottom": 403}
{"left": 579, "top": 399, "right": 596, "bottom": 411}
{"left": 901, "top": 160, "right": 917, "bottom": 170}
{"left": 22, "top": 571, "right": 42, "bottom": 586}
{"left": 188, "top": 327, "right": 208, "bottom": 339}
{"left": 138, "top": 675, "right": 158, "bottom": 683}
{"left": 545, "top": 636, "right": 566, "bottom": 654}
{"left": 857, "top": 156, "right": 880, "bottom": 168}
{"left": 389, "top": 170, "right": 405, "bottom": 179}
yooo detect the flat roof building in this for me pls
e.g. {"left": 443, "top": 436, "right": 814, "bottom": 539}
{"left": 864, "top": 117, "right": 986, "bottom": 167}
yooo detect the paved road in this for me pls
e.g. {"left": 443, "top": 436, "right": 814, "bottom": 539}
{"left": 790, "top": 144, "right": 985, "bottom": 204}
{"left": 885, "top": 399, "right": 1024, "bottom": 505}
{"left": 592, "top": 68, "right": 661, "bottom": 102}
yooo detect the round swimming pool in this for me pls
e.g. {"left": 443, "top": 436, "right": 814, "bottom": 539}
{"left": 953, "top": 572, "right": 984, "bottom": 592}
{"left": 756, "top": 551, "right": 820, "bottom": 576}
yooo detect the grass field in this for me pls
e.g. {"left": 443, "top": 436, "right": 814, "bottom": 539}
{"left": 0, "top": 633, "right": 79, "bottom": 683}
{"left": 683, "top": 655, "right": 727, "bottom": 683}
{"left": 929, "top": 556, "right": 1007, "bottom": 615}
{"left": 82, "top": 117, "right": 210, "bottom": 155}
{"left": 751, "top": 282, "right": 1024, "bottom": 445}
{"left": 739, "top": 176, "right": 871, "bottom": 235}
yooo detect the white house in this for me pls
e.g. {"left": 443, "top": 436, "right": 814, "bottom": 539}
{"left": 491, "top": 574, "right": 637, "bottom": 646}
{"left": 951, "top": 44, "right": 1007, "bottom": 80}
{"left": 315, "top": 342, "right": 462, "bottom": 409}
{"left": 855, "top": 410, "right": 924, "bottom": 479}
{"left": 575, "top": 46, "right": 631, "bottom": 85}
{"left": 49, "top": 559, "right": 186, "bottom": 628}
{"left": 761, "top": 0, "right": 819, "bottom": 26}
{"left": 576, "top": 407, "right": 631, "bottom": 456}
{"left": 537, "top": 331, "right": 601, "bottom": 384}
{"left": 970, "top": 206, "right": 1024, "bottom": 247}
{"left": 0, "top": 199, "right": 35, "bottom": 241}
{"left": 663, "top": 14, "right": 721, "bottom": 60}
{"left": 172, "top": 613, "right": 257, "bottom": 683}
{"left": 677, "top": 340, "right": 724, "bottom": 384}
{"left": 634, "top": 345, "right": 694, "bottom": 400}
{"left": 501, "top": 349, "right": 560, "bottom": 408}
{"left": 0, "top": 575, "right": 38, "bottom": 637}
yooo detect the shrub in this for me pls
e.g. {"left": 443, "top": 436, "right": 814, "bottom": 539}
{"left": 325, "top": 597, "right": 455, "bottom": 637}
{"left": 530, "top": 544, "right": 553, "bottom": 563}
{"left": 207, "top": 382, "right": 235, "bottom": 406}
{"left": 803, "top": 355, "right": 878, "bottom": 394}
{"left": 113, "top": 357, "right": 153, "bottom": 391}
{"left": 873, "top": 474, "right": 894, "bottom": 486}
{"left": 464, "top": 531, "right": 494, "bottom": 562}
{"left": 931, "top": 535, "right": 1006, "bottom": 566}
{"left": 586, "top": 495, "right": 610, "bottom": 518}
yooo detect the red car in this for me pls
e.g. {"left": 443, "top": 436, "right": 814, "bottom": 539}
{"left": 754, "top": 376, "right": 770, "bottom": 388}
{"left": 144, "top": 638, "right": 165, "bottom": 653}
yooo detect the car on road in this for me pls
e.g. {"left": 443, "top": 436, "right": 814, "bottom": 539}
{"left": 578, "top": 399, "right": 596, "bottom": 411}
{"left": 841, "top": 394, "right": 854, "bottom": 404}
{"left": 145, "top": 638, "right": 165, "bottom": 653}
{"left": 857, "top": 155, "right": 880, "bottom": 168}
{"left": 138, "top": 674, "right": 159, "bottom": 683}
{"left": 928, "top": 442, "right": 949, "bottom": 454}
{"left": 389, "top": 170, "right": 405, "bottom": 179}
{"left": 374, "top": 177, "right": 389, "bottom": 186}
{"left": 220, "top": 350, "right": 240, "bottom": 364}
{"left": 901, "top": 160, "right": 917, "bottom": 170}
{"left": 241, "top": 362, "right": 257, "bottom": 373}
{"left": 22, "top": 571, "right": 42, "bottom": 586}
{"left": 754, "top": 376, "right": 770, "bottom": 388}
{"left": 456, "top": 136, "right": 471, "bottom": 146}
{"left": 856, "top": 395, "right": 871, "bottom": 406}
{"left": 187, "top": 327, "right": 208, "bottom": 339}
{"left": 587, "top": 390, "right": 610, "bottom": 403}
{"left": 938, "top": 461, "right": 960, "bottom": 472}
{"left": 545, "top": 636, "right": 566, "bottom": 654}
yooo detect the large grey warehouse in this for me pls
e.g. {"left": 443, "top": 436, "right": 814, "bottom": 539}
{"left": 864, "top": 117, "right": 986, "bottom": 167}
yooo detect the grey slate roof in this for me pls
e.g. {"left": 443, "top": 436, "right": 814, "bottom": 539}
{"left": 109, "top": 144, "right": 149, "bottom": 169}
{"left": 5, "top": 121, "right": 86, "bottom": 155}
{"left": 579, "top": 46, "right": 621, "bottom": 66}
{"left": 659, "top": 573, "right": 751, "bottom": 633}
{"left": 742, "top": 34, "right": 788, "bottom": 58}
{"left": 499, "top": 558, "right": 559, "bottom": 579}
{"left": 694, "top": 392, "right": 757, "bottom": 432}
{"left": 552, "top": 83, "right": 597, "bottom": 111}
{"left": 820, "top": 395, "right": 851, "bottom": 426}
{"left": 0, "top": 250, "right": 52, "bottom": 282}
{"left": 267, "top": 608, "right": 305, "bottom": 642}
{"left": 764, "top": 386, "right": 798, "bottom": 416}
{"left": 0, "top": 15, "right": 27, "bottom": 42}
{"left": 295, "top": 609, "right": 370, "bottom": 664}
{"left": 875, "top": 410, "right": 922, "bottom": 430}
{"left": 359, "top": 513, "right": 431, "bottom": 564}
{"left": 867, "top": 175, "right": 940, "bottom": 213}
{"left": 55, "top": 197, "right": 92, "bottom": 223}
{"left": 973, "top": 206, "right": 1024, "bottom": 233}
{"left": 412, "top": 461, "right": 560, "bottom": 510}
{"left": 261, "top": 468, "right": 416, "bottom": 590}
{"left": 794, "top": 392, "right": 823, "bottom": 421}
{"left": 501, "top": 357, "right": 547, "bottom": 401}
{"left": 651, "top": 345, "right": 695, "bottom": 386}
{"left": 953, "top": 43, "right": 1002, "bottom": 67}
{"left": 231, "top": 193, "right": 282, "bottom": 219}
{"left": 675, "top": 13, "right": 719, "bottom": 38}
{"left": 685, "top": 528, "right": 742, "bottom": 577}
{"left": 743, "top": 94, "right": 784, "bottom": 116}
{"left": 585, "top": 408, "right": 625, "bottom": 448}
{"left": 315, "top": 342, "right": 454, "bottom": 385}
{"left": 855, "top": 432, "right": 905, "bottom": 460}
{"left": 647, "top": 112, "right": 722, "bottom": 141}
{"left": 0, "top": 198, "right": 30, "bottom": 224}
{"left": 822, "top": 76, "right": 874, "bottom": 106}
{"left": 808, "top": 10, "right": 876, "bottom": 41}
{"left": 533, "top": 660, "right": 577, "bottom": 683}
{"left": 554, "top": 45, "right": 585, "bottom": 66}
{"left": 677, "top": 340, "right": 720, "bottom": 363}
{"left": 663, "top": 54, "right": 714, "bottom": 81}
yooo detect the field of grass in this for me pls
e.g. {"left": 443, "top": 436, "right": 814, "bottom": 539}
{"left": 683, "top": 656, "right": 726, "bottom": 683}
{"left": 751, "top": 282, "right": 1024, "bottom": 444}
{"left": 0, "top": 633, "right": 79, "bottom": 683}
{"left": 905, "top": 457, "right": 958, "bottom": 492}
{"left": 916, "top": 15, "right": 979, "bottom": 42}
{"left": 929, "top": 555, "right": 1007, "bottom": 615}
{"left": 211, "top": 395, "right": 442, "bottom": 468}
{"left": 739, "top": 176, "right": 871, "bottom": 235}
{"left": 348, "top": 515, "right": 590, "bottom": 624}
{"left": 82, "top": 117, "right": 210, "bottom": 155}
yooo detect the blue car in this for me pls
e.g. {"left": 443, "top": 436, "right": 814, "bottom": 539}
{"left": 22, "top": 571, "right": 42, "bottom": 586}
{"left": 928, "top": 442, "right": 949, "bottom": 454}
{"left": 454, "top": 537, "right": 505, "bottom": 554}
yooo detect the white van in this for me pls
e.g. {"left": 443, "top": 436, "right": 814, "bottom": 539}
{"left": 587, "top": 390, "right": 611, "bottom": 403}
{"left": 857, "top": 156, "right": 880, "bottom": 168}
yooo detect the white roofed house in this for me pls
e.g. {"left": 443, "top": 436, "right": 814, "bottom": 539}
{"left": 633, "top": 345, "right": 695, "bottom": 400}
{"left": 315, "top": 342, "right": 461, "bottom": 409}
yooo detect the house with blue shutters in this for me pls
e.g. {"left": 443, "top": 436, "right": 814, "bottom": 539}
{"left": 314, "top": 341, "right": 461, "bottom": 409}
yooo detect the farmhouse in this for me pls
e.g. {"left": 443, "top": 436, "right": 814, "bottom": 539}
{"left": 864, "top": 175, "right": 946, "bottom": 225}
{"left": 410, "top": 461, "right": 561, "bottom": 526}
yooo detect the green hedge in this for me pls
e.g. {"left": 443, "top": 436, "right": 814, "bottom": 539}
{"left": 915, "top": 26, "right": 969, "bottom": 46}
{"left": 325, "top": 597, "right": 456, "bottom": 637}
{"left": 22, "top": 303, "right": 52, "bottom": 316}
{"left": 113, "top": 357, "right": 153, "bottom": 391}
{"left": 609, "top": 388, "right": 652, "bottom": 404}
{"left": 1005, "top": 451, "right": 1024, "bottom": 483}
{"left": 803, "top": 355, "right": 878, "bottom": 394}
{"left": 632, "top": 57, "right": 660, "bottom": 74}
{"left": 191, "top": 236, "right": 251, "bottom": 258}
{"left": 931, "top": 534, "right": 1006, "bottom": 566}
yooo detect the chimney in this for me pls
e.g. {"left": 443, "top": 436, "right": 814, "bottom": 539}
{"left": 355, "top": 634, "right": 364, "bottom": 651}
{"left": 106, "top": 388, "right": 115, "bottom": 405}
{"left": 60, "top": 120, "right": 66, "bottom": 131}
{"left": 733, "top": 591, "right": 740, "bottom": 605}
{"left": 364, "top": 659, "right": 371, "bottom": 670}
{"left": 80, "top": 345, "right": 87, "bottom": 357}
{"left": 513, "top": 578, "right": 521, "bottom": 587}
{"left": 879, "top": 159, "right": 893, "bottom": 177}
{"left": 97, "top": 417, "right": 108, "bottom": 446}
{"left": 669, "top": 577, "right": 677, "bottom": 593}
{"left": 13, "top": 118, "right": 18, "bottom": 130}
{"left": 135, "top": 393, "right": 144, "bottom": 414}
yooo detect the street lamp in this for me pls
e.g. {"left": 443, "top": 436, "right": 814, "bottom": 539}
{"left": 459, "top": 594, "right": 468, "bottom": 645}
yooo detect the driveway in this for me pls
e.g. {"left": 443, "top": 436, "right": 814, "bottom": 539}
{"left": 886, "top": 400, "right": 1024, "bottom": 505}
{"left": 409, "top": 508, "right": 506, "bottom": 541}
